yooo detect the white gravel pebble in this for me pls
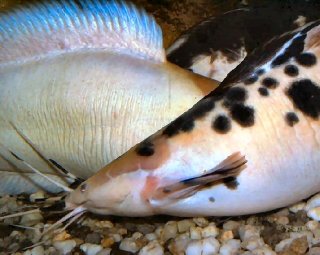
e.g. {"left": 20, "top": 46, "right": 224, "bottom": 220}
{"left": 219, "top": 239, "right": 241, "bottom": 255}
{"left": 139, "top": 240, "right": 164, "bottom": 255}
{"left": 239, "top": 225, "right": 260, "bottom": 241}
{"left": 145, "top": 233, "right": 158, "bottom": 241}
{"left": 162, "top": 221, "right": 178, "bottom": 242}
{"left": 193, "top": 217, "right": 209, "bottom": 227}
{"left": 186, "top": 237, "right": 220, "bottom": 255}
{"left": 53, "top": 239, "right": 76, "bottom": 255}
{"left": 24, "top": 246, "right": 45, "bottom": 255}
{"left": 190, "top": 226, "right": 202, "bottom": 240}
{"left": 80, "top": 243, "right": 103, "bottom": 255}
{"left": 96, "top": 248, "right": 112, "bottom": 255}
{"left": 289, "top": 201, "right": 306, "bottom": 213}
{"left": 119, "top": 237, "right": 140, "bottom": 253}
{"left": 248, "top": 246, "right": 276, "bottom": 255}
{"left": 305, "top": 193, "right": 320, "bottom": 211}
{"left": 241, "top": 236, "right": 265, "bottom": 251}
{"left": 307, "top": 207, "right": 320, "bottom": 221}
{"left": 201, "top": 224, "right": 219, "bottom": 238}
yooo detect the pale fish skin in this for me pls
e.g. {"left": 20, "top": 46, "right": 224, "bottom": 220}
{"left": 0, "top": 1, "right": 218, "bottom": 194}
{"left": 66, "top": 20, "right": 320, "bottom": 217}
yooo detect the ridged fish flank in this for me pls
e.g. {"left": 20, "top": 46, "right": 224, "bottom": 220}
{"left": 65, "top": 20, "right": 320, "bottom": 217}
{"left": 0, "top": 1, "right": 218, "bottom": 194}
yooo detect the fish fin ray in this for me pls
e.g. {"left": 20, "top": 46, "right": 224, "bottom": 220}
{"left": 0, "top": 0, "right": 165, "bottom": 65}
{"left": 152, "top": 152, "right": 247, "bottom": 201}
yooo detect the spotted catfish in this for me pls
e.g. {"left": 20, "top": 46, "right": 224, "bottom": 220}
{"left": 64, "top": 20, "right": 320, "bottom": 217}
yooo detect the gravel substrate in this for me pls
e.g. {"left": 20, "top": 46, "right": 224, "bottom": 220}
{"left": 1, "top": 191, "right": 320, "bottom": 255}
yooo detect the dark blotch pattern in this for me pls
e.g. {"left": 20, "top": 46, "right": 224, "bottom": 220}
{"left": 258, "top": 87, "right": 269, "bottom": 97}
{"left": 271, "top": 34, "right": 306, "bottom": 67}
{"left": 244, "top": 75, "right": 258, "bottom": 85}
{"left": 163, "top": 99, "right": 215, "bottom": 137}
{"left": 223, "top": 177, "right": 239, "bottom": 190}
{"left": 262, "top": 77, "right": 279, "bottom": 89}
{"left": 287, "top": 79, "right": 320, "bottom": 118}
{"left": 230, "top": 104, "right": 255, "bottom": 127}
{"left": 135, "top": 140, "right": 155, "bottom": 156}
{"left": 295, "top": 52, "right": 317, "bottom": 67}
{"left": 284, "top": 64, "right": 299, "bottom": 77}
{"left": 208, "top": 197, "right": 215, "bottom": 203}
{"left": 212, "top": 115, "right": 231, "bottom": 134}
{"left": 285, "top": 112, "right": 299, "bottom": 127}
{"left": 225, "top": 87, "right": 247, "bottom": 102}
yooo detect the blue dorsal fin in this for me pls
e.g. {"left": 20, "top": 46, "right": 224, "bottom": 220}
{"left": 0, "top": 0, "right": 165, "bottom": 65}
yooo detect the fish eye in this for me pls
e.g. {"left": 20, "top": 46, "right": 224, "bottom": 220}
{"left": 80, "top": 183, "right": 87, "bottom": 192}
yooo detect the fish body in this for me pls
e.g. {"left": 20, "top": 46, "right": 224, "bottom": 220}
{"left": 0, "top": 1, "right": 217, "bottom": 194}
{"left": 167, "top": 2, "right": 320, "bottom": 81}
{"left": 66, "top": 20, "right": 320, "bottom": 217}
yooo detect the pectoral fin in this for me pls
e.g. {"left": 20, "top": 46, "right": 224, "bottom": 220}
{"left": 152, "top": 152, "right": 247, "bottom": 201}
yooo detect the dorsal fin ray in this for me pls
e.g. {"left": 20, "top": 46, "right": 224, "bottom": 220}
{"left": 0, "top": 0, "right": 165, "bottom": 65}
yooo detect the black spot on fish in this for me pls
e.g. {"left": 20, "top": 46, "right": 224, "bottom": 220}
{"left": 271, "top": 33, "right": 307, "bottom": 67}
{"left": 223, "top": 177, "right": 239, "bottom": 190}
{"left": 230, "top": 104, "right": 255, "bottom": 127}
{"left": 225, "top": 87, "right": 247, "bottom": 102}
{"left": 262, "top": 77, "right": 279, "bottom": 89}
{"left": 284, "top": 64, "right": 299, "bottom": 77}
{"left": 287, "top": 79, "right": 320, "bottom": 118}
{"left": 208, "top": 197, "right": 215, "bottom": 203}
{"left": 258, "top": 87, "right": 269, "bottom": 96}
{"left": 136, "top": 140, "right": 155, "bottom": 156}
{"left": 212, "top": 115, "right": 231, "bottom": 134}
{"left": 163, "top": 99, "right": 215, "bottom": 137}
{"left": 244, "top": 75, "right": 258, "bottom": 85}
{"left": 295, "top": 52, "right": 317, "bottom": 67}
{"left": 285, "top": 112, "right": 299, "bottom": 126}
{"left": 256, "top": 69, "right": 265, "bottom": 76}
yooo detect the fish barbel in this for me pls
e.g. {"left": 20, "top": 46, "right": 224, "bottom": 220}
{"left": 0, "top": 0, "right": 218, "bottom": 194}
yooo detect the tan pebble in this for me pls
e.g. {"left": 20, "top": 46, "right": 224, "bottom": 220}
{"left": 117, "top": 228, "right": 128, "bottom": 236}
{"left": 223, "top": 221, "right": 241, "bottom": 231}
{"left": 290, "top": 231, "right": 313, "bottom": 245}
{"left": 276, "top": 216, "right": 289, "bottom": 225}
{"left": 80, "top": 243, "right": 103, "bottom": 255}
{"left": 53, "top": 231, "right": 71, "bottom": 241}
{"left": 289, "top": 202, "right": 306, "bottom": 213}
{"left": 145, "top": 233, "right": 157, "bottom": 241}
{"left": 119, "top": 238, "right": 140, "bottom": 253}
{"left": 308, "top": 247, "right": 320, "bottom": 255}
{"left": 138, "top": 240, "right": 164, "bottom": 255}
{"left": 252, "top": 245, "right": 276, "bottom": 255}
{"left": 239, "top": 225, "right": 260, "bottom": 241}
{"left": 177, "top": 220, "right": 195, "bottom": 233}
{"left": 96, "top": 248, "right": 112, "bottom": 255}
{"left": 81, "top": 218, "right": 98, "bottom": 229}
{"left": 201, "top": 224, "right": 219, "bottom": 238}
{"left": 108, "top": 233, "right": 122, "bottom": 242}
{"left": 192, "top": 217, "right": 209, "bottom": 227}
{"left": 307, "top": 220, "right": 319, "bottom": 231}
{"left": 241, "top": 236, "right": 264, "bottom": 251}
{"left": 272, "top": 208, "right": 289, "bottom": 217}
{"left": 168, "top": 237, "right": 190, "bottom": 255}
{"left": 20, "top": 212, "right": 43, "bottom": 227}
{"left": 101, "top": 237, "right": 115, "bottom": 248}
{"left": 74, "top": 238, "right": 84, "bottom": 246}
{"left": 219, "top": 230, "right": 234, "bottom": 242}
{"left": 189, "top": 226, "right": 202, "bottom": 240}
{"left": 161, "top": 222, "right": 178, "bottom": 242}
{"left": 132, "top": 232, "right": 144, "bottom": 240}
{"left": 246, "top": 216, "right": 259, "bottom": 225}
{"left": 29, "top": 190, "right": 46, "bottom": 202}
{"left": 53, "top": 239, "right": 76, "bottom": 254}
{"left": 279, "top": 236, "right": 308, "bottom": 255}
{"left": 95, "top": 220, "right": 114, "bottom": 229}
{"left": 155, "top": 226, "right": 163, "bottom": 238}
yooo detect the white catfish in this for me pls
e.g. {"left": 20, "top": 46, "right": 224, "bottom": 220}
{"left": 0, "top": 0, "right": 219, "bottom": 194}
